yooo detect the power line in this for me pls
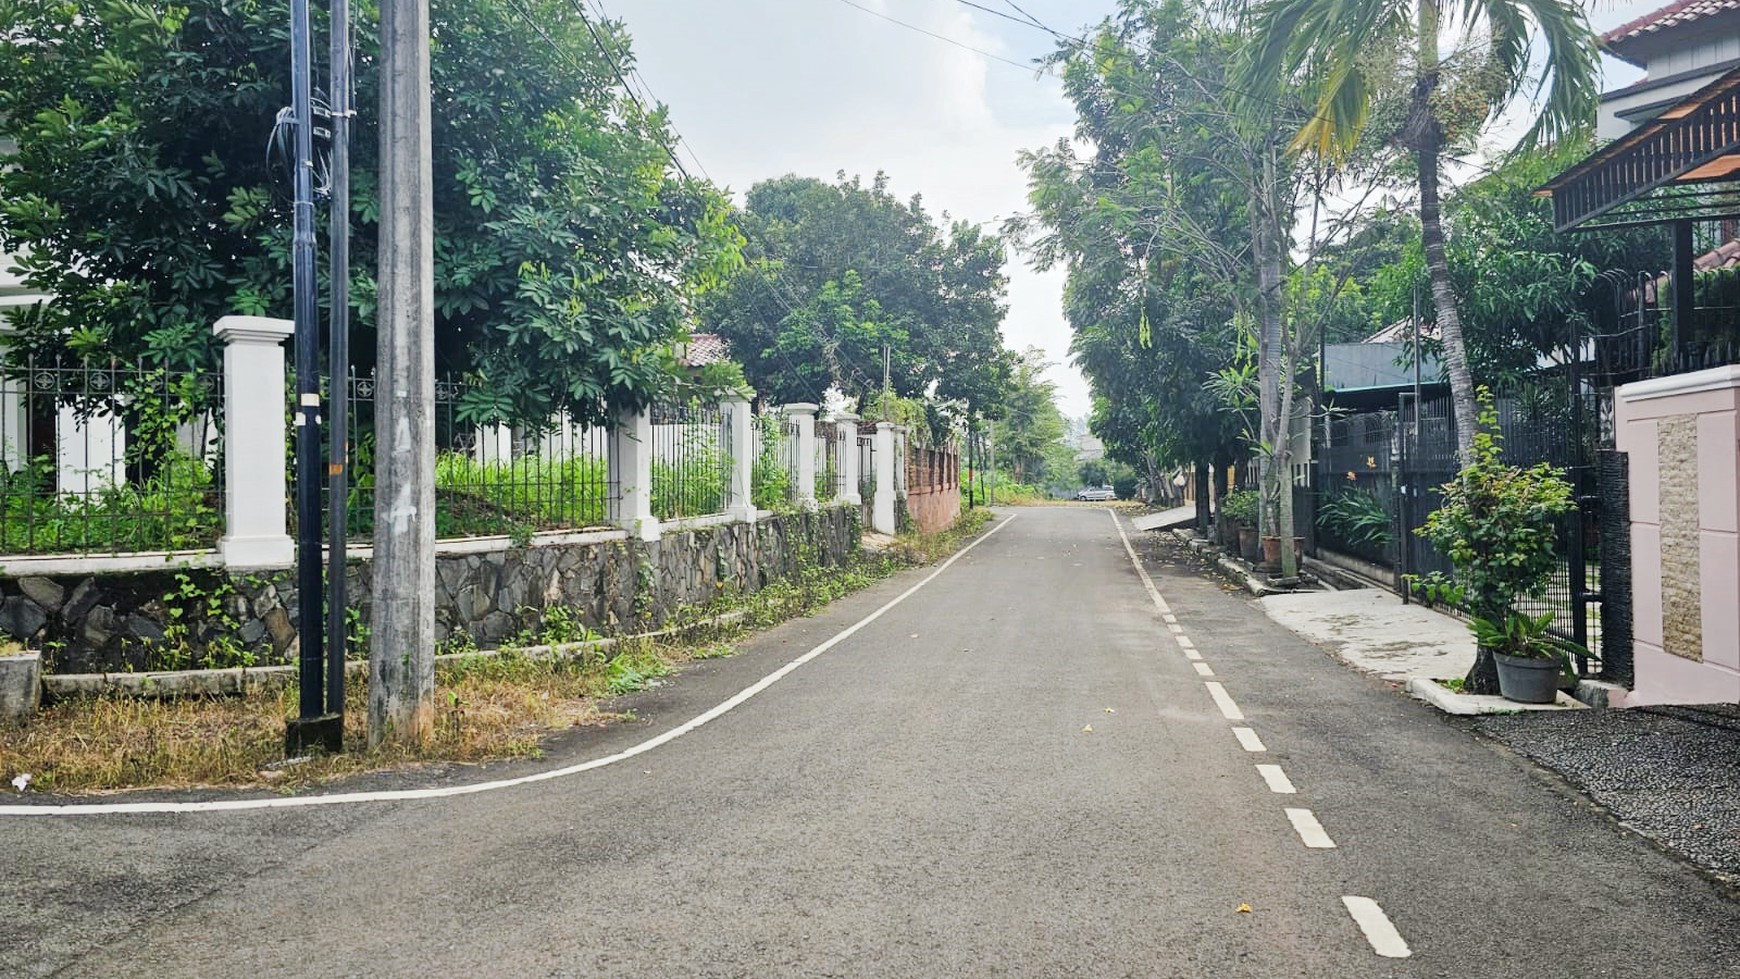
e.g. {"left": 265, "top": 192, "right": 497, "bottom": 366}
{"left": 580, "top": 0, "right": 714, "bottom": 184}
{"left": 1000, "top": 0, "right": 1054, "bottom": 33}
{"left": 833, "top": 0, "right": 1048, "bottom": 75}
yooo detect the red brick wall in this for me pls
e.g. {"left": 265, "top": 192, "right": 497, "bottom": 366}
{"left": 906, "top": 445, "right": 961, "bottom": 533}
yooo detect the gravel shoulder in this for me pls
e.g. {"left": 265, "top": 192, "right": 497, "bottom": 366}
{"left": 1472, "top": 704, "right": 1740, "bottom": 887}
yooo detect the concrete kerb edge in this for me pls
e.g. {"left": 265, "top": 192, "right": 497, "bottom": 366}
{"left": 1166, "top": 529, "right": 1280, "bottom": 597}
{"left": 37, "top": 609, "right": 754, "bottom": 703}
{"left": 1403, "top": 675, "right": 1586, "bottom": 715}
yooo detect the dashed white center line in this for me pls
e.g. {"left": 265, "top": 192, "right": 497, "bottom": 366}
{"left": 1232, "top": 727, "right": 1267, "bottom": 752}
{"left": 1162, "top": 614, "right": 1177, "bottom": 624}
{"left": 1192, "top": 661, "right": 1215, "bottom": 677}
{"left": 1284, "top": 807, "right": 1337, "bottom": 848}
{"left": 1182, "top": 647, "right": 1203, "bottom": 661}
{"left": 1203, "top": 681, "right": 1245, "bottom": 720}
{"left": 1256, "top": 764, "right": 1297, "bottom": 794}
{"left": 1341, "top": 897, "right": 1412, "bottom": 958}
{"left": 1175, "top": 635, "right": 1195, "bottom": 650}
{"left": 1167, "top": 623, "right": 1185, "bottom": 634}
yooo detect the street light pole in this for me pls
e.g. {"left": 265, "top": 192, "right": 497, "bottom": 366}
{"left": 285, "top": 0, "right": 340, "bottom": 755}
{"left": 324, "top": 0, "right": 354, "bottom": 730}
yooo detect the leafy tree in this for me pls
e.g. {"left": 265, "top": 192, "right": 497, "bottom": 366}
{"left": 994, "top": 347, "right": 1072, "bottom": 487}
{"left": 1010, "top": 0, "right": 1249, "bottom": 518}
{"left": 1019, "top": 0, "right": 1382, "bottom": 576}
{"left": 1360, "top": 139, "right": 1670, "bottom": 384}
{"left": 0, "top": 0, "right": 742, "bottom": 426}
{"left": 701, "top": 172, "right": 1013, "bottom": 421}
{"left": 1240, "top": 0, "right": 1601, "bottom": 457}
{"left": 1078, "top": 460, "right": 1109, "bottom": 487}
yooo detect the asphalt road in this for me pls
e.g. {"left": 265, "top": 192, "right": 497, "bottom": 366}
{"left": 3, "top": 507, "right": 1737, "bottom": 977}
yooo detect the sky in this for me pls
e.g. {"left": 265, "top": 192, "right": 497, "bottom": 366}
{"left": 615, "top": 0, "right": 1666, "bottom": 421}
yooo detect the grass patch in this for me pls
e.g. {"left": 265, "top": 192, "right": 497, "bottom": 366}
{"left": 2, "top": 516, "right": 986, "bottom": 795}
{"left": 1434, "top": 676, "right": 1467, "bottom": 693}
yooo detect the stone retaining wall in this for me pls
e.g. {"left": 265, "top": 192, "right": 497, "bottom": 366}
{"left": 0, "top": 507, "right": 858, "bottom": 675}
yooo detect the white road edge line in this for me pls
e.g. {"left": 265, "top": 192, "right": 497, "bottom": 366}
{"left": 1232, "top": 727, "right": 1267, "bottom": 752}
{"left": 1109, "top": 508, "right": 1175, "bottom": 617}
{"left": 1203, "top": 681, "right": 1245, "bottom": 721}
{"left": 1256, "top": 764, "right": 1297, "bottom": 794}
{"left": 1285, "top": 807, "right": 1337, "bottom": 848}
{"left": 1342, "top": 896, "right": 1412, "bottom": 958}
{"left": 0, "top": 514, "right": 1021, "bottom": 818}
{"left": 1192, "top": 662, "right": 1215, "bottom": 677}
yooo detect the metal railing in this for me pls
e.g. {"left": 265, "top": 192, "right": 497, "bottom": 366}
{"left": 331, "top": 371, "right": 615, "bottom": 542}
{"left": 816, "top": 420, "right": 842, "bottom": 501}
{"left": 1315, "top": 412, "right": 1399, "bottom": 567}
{"left": 781, "top": 414, "right": 802, "bottom": 504}
{"left": 0, "top": 356, "right": 223, "bottom": 555}
{"left": 650, "top": 401, "right": 728, "bottom": 520}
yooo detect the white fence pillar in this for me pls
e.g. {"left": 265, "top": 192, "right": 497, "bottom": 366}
{"left": 836, "top": 412, "right": 861, "bottom": 506}
{"left": 612, "top": 405, "right": 659, "bottom": 541}
{"left": 723, "top": 398, "right": 756, "bottom": 522}
{"left": 214, "top": 315, "right": 294, "bottom": 568}
{"left": 784, "top": 402, "right": 818, "bottom": 507}
{"left": 872, "top": 421, "right": 897, "bottom": 534}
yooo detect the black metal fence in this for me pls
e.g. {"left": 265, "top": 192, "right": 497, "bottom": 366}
{"left": 331, "top": 371, "right": 615, "bottom": 542}
{"left": 1397, "top": 380, "right": 1602, "bottom": 665}
{"left": 650, "top": 401, "right": 728, "bottom": 520}
{"left": 781, "top": 414, "right": 802, "bottom": 504}
{"left": 1591, "top": 267, "right": 1740, "bottom": 385}
{"left": 1315, "top": 412, "right": 1399, "bottom": 567}
{"left": 816, "top": 420, "right": 843, "bottom": 501}
{"left": 0, "top": 357, "right": 224, "bottom": 555}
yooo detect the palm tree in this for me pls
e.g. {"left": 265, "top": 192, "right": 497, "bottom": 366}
{"left": 1239, "top": 0, "right": 1598, "bottom": 457}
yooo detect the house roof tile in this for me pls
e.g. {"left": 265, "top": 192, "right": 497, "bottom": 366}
{"left": 1603, "top": 0, "right": 1740, "bottom": 49}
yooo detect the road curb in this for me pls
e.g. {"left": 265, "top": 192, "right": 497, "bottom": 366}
{"left": 1167, "top": 530, "right": 1281, "bottom": 596}
{"left": 1404, "top": 675, "right": 1586, "bottom": 715}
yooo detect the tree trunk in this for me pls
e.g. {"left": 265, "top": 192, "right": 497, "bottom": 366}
{"left": 1413, "top": 0, "right": 1477, "bottom": 460}
{"left": 1195, "top": 462, "right": 1211, "bottom": 537}
{"left": 1465, "top": 646, "right": 1501, "bottom": 696}
{"left": 371, "top": 0, "right": 437, "bottom": 748}
{"left": 1250, "top": 141, "right": 1296, "bottom": 576}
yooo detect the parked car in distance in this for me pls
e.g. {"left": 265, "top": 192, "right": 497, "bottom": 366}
{"left": 1076, "top": 486, "right": 1116, "bottom": 502}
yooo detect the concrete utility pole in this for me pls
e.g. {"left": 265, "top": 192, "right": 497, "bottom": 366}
{"left": 370, "top": 0, "right": 436, "bottom": 747}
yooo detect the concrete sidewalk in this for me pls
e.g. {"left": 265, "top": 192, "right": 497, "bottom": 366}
{"left": 1256, "top": 588, "right": 1583, "bottom": 715}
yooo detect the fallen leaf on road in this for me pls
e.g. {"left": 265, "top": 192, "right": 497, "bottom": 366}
{"left": 1104, "top": 707, "right": 1116, "bottom": 713}
{"left": 1082, "top": 725, "right": 1093, "bottom": 734}
{"left": 1236, "top": 904, "right": 1252, "bottom": 914}
{"left": 910, "top": 634, "right": 919, "bottom": 639}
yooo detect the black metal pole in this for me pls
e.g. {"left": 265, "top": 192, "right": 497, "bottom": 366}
{"left": 324, "top": 0, "right": 353, "bottom": 728}
{"left": 286, "top": 0, "right": 339, "bottom": 754}
{"left": 1672, "top": 219, "right": 1694, "bottom": 354}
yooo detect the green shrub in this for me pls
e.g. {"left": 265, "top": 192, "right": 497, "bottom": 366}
{"left": 1316, "top": 488, "right": 1392, "bottom": 546}
{"left": 1221, "top": 489, "right": 1259, "bottom": 525}
{"left": 1417, "top": 392, "right": 1573, "bottom": 621}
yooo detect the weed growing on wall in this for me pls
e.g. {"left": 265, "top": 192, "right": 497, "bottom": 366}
{"left": 148, "top": 570, "right": 257, "bottom": 672}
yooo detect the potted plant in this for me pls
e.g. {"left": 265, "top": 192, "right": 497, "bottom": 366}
{"left": 1223, "top": 490, "right": 1261, "bottom": 561}
{"left": 1416, "top": 392, "right": 1579, "bottom": 698}
{"left": 1469, "top": 610, "right": 1591, "bottom": 704}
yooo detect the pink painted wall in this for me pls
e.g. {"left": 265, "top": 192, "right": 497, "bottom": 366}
{"left": 1614, "top": 366, "right": 1740, "bottom": 706}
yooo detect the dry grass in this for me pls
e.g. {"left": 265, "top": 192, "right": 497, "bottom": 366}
{"left": 0, "top": 650, "right": 640, "bottom": 794}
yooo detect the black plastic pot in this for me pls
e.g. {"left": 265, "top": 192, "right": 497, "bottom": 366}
{"left": 1494, "top": 653, "right": 1560, "bottom": 704}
